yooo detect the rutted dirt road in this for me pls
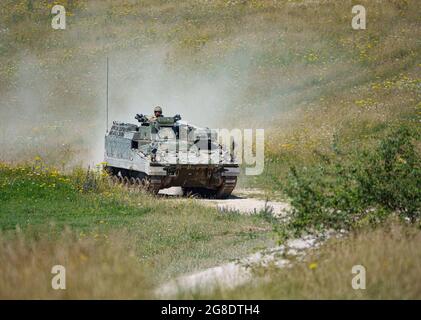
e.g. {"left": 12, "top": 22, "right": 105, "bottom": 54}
{"left": 155, "top": 236, "right": 320, "bottom": 298}
{"left": 154, "top": 187, "right": 320, "bottom": 298}
{"left": 159, "top": 187, "right": 291, "bottom": 217}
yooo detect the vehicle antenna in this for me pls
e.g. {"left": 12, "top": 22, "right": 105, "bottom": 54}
{"left": 106, "top": 56, "right": 109, "bottom": 133}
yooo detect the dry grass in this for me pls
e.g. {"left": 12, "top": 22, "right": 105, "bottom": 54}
{"left": 0, "top": 0, "right": 419, "bottom": 299}
{"left": 0, "top": 229, "right": 152, "bottom": 299}
{"left": 1, "top": 0, "right": 419, "bottom": 171}
{"left": 198, "top": 222, "right": 421, "bottom": 299}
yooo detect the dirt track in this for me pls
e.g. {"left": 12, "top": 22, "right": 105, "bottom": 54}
{"left": 159, "top": 187, "right": 291, "bottom": 217}
{"left": 154, "top": 188, "right": 316, "bottom": 298}
{"left": 155, "top": 236, "right": 319, "bottom": 298}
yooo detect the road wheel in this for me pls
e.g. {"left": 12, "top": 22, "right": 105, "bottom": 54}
{"left": 215, "top": 177, "right": 237, "bottom": 199}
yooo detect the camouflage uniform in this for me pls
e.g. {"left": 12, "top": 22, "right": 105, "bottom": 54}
{"left": 148, "top": 106, "right": 163, "bottom": 122}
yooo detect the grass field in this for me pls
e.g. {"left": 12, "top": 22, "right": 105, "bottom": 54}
{"left": 1, "top": 0, "right": 419, "bottom": 173}
{"left": 188, "top": 222, "right": 421, "bottom": 299}
{"left": 0, "top": 0, "right": 420, "bottom": 298}
{"left": 0, "top": 162, "right": 274, "bottom": 297}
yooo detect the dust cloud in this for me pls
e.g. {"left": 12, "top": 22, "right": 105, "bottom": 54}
{"left": 0, "top": 1, "right": 335, "bottom": 168}
{"left": 0, "top": 44, "right": 262, "bottom": 168}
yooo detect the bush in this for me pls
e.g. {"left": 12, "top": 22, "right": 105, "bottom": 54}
{"left": 283, "top": 125, "right": 420, "bottom": 237}
{"left": 70, "top": 165, "right": 110, "bottom": 193}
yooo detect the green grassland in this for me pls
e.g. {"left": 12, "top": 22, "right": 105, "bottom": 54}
{"left": 0, "top": 162, "right": 274, "bottom": 289}
{"left": 0, "top": 0, "right": 420, "bottom": 298}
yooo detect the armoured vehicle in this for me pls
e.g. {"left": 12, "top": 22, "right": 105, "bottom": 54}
{"left": 104, "top": 114, "right": 239, "bottom": 198}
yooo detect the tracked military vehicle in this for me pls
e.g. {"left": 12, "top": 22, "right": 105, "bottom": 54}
{"left": 104, "top": 114, "right": 239, "bottom": 198}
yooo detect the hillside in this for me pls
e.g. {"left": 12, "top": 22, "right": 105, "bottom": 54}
{"left": 1, "top": 0, "right": 419, "bottom": 170}
{"left": 0, "top": 0, "right": 420, "bottom": 299}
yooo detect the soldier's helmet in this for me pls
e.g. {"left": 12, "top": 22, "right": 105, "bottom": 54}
{"left": 154, "top": 106, "right": 162, "bottom": 113}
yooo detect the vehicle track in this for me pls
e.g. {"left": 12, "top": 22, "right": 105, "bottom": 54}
{"left": 153, "top": 187, "right": 304, "bottom": 298}
{"left": 111, "top": 181, "right": 299, "bottom": 296}
{"left": 159, "top": 187, "right": 290, "bottom": 217}
{"left": 155, "top": 236, "right": 321, "bottom": 298}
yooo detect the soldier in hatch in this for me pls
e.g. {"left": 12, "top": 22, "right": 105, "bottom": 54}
{"left": 149, "top": 106, "right": 163, "bottom": 122}
{"left": 134, "top": 106, "right": 164, "bottom": 124}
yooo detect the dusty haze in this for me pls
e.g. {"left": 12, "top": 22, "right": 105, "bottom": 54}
{"left": 1, "top": 0, "right": 416, "bottom": 168}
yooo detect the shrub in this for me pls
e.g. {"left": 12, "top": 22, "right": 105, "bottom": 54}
{"left": 283, "top": 125, "right": 420, "bottom": 237}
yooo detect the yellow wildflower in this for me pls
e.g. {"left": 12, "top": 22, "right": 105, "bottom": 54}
{"left": 309, "top": 262, "right": 318, "bottom": 270}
